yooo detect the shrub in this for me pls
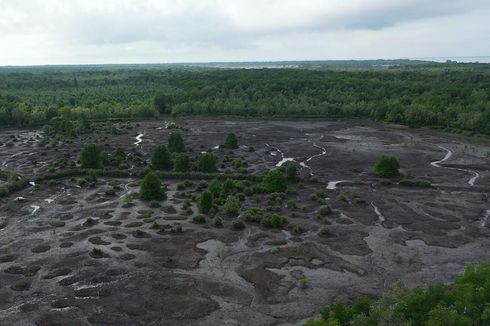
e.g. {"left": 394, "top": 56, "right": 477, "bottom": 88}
{"left": 151, "top": 144, "right": 172, "bottom": 170}
{"left": 174, "top": 153, "right": 190, "bottom": 172}
{"left": 318, "top": 206, "right": 332, "bottom": 216}
{"left": 291, "top": 224, "right": 305, "bottom": 235}
{"left": 192, "top": 215, "right": 206, "bottom": 224}
{"left": 208, "top": 178, "right": 222, "bottom": 197}
{"left": 243, "top": 207, "right": 264, "bottom": 223}
{"left": 286, "top": 164, "right": 298, "bottom": 181}
{"left": 319, "top": 226, "right": 330, "bottom": 236}
{"left": 168, "top": 132, "right": 185, "bottom": 153}
{"left": 287, "top": 200, "right": 297, "bottom": 210}
{"left": 373, "top": 155, "right": 400, "bottom": 178}
{"left": 224, "top": 133, "right": 238, "bottom": 149}
{"left": 196, "top": 152, "right": 217, "bottom": 173}
{"left": 261, "top": 213, "right": 287, "bottom": 228}
{"left": 212, "top": 216, "right": 223, "bottom": 227}
{"left": 222, "top": 178, "right": 235, "bottom": 198}
{"left": 224, "top": 195, "right": 240, "bottom": 216}
{"left": 140, "top": 171, "right": 165, "bottom": 201}
{"left": 262, "top": 169, "right": 287, "bottom": 193}
{"left": 399, "top": 179, "right": 432, "bottom": 188}
{"left": 80, "top": 143, "right": 102, "bottom": 169}
{"left": 198, "top": 191, "right": 213, "bottom": 214}
{"left": 232, "top": 219, "right": 245, "bottom": 230}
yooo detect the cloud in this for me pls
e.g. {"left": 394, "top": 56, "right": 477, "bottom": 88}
{"left": 0, "top": 0, "right": 488, "bottom": 65}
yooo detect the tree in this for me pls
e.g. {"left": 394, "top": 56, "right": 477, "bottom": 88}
{"left": 168, "top": 132, "right": 185, "bottom": 153}
{"left": 174, "top": 153, "right": 190, "bottom": 172}
{"left": 224, "top": 133, "right": 238, "bottom": 149}
{"left": 140, "top": 171, "right": 165, "bottom": 201}
{"left": 151, "top": 144, "right": 172, "bottom": 170}
{"left": 198, "top": 191, "right": 213, "bottom": 214}
{"left": 222, "top": 178, "right": 235, "bottom": 198}
{"left": 80, "top": 143, "right": 102, "bottom": 169}
{"left": 373, "top": 155, "right": 400, "bottom": 178}
{"left": 262, "top": 169, "right": 287, "bottom": 193}
{"left": 224, "top": 195, "right": 240, "bottom": 216}
{"left": 286, "top": 164, "right": 298, "bottom": 181}
{"left": 154, "top": 93, "right": 171, "bottom": 114}
{"left": 197, "top": 152, "right": 217, "bottom": 173}
{"left": 208, "top": 179, "right": 221, "bottom": 198}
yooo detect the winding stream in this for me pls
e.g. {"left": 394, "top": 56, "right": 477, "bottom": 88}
{"left": 371, "top": 202, "right": 385, "bottom": 224}
{"left": 431, "top": 145, "right": 480, "bottom": 186}
{"left": 134, "top": 133, "right": 144, "bottom": 146}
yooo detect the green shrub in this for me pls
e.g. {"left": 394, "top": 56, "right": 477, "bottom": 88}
{"left": 80, "top": 143, "right": 102, "bottom": 169}
{"left": 168, "top": 132, "right": 185, "bottom": 153}
{"left": 373, "top": 155, "right": 400, "bottom": 178}
{"left": 232, "top": 219, "right": 245, "bottom": 230}
{"left": 243, "top": 207, "right": 264, "bottom": 223}
{"left": 151, "top": 144, "right": 172, "bottom": 170}
{"left": 262, "top": 169, "right": 287, "bottom": 193}
{"left": 174, "top": 153, "right": 190, "bottom": 172}
{"left": 224, "top": 133, "right": 238, "bottom": 149}
{"left": 224, "top": 195, "right": 240, "bottom": 216}
{"left": 193, "top": 215, "right": 206, "bottom": 224}
{"left": 196, "top": 152, "right": 217, "bottom": 173}
{"left": 286, "top": 164, "right": 298, "bottom": 181}
{"left": 261, "top": 213, "right": 287, "bottom": 228}
{"left": 198, "top": 191, "right": 213, "bottom": 214}
{"left": 318, "top": 206, "right": 332, "bottom": 216}
{"left": 140, "top": 171, "right": 165, "bottom": 201}
{"left": 212, "top": 216, "right": 223, "bottom": 227}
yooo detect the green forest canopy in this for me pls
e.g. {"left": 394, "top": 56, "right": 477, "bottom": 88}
{"left": 0, "top": 62, "right": 489, "bottom": 135}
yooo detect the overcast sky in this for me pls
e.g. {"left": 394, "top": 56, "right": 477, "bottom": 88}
{"left": 0, "top": 0, "right": 489, "bottom": 65}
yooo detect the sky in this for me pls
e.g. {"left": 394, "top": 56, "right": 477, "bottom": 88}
{"left": 0, "top": 0, "right": 489, "bottom": 66}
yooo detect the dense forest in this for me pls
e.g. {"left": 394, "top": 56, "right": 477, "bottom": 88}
{"left": 305, "top": 262, "right": 490, "bottom": 326}
{"left": 0, "top": 63, "right": 489, "bottom": 135}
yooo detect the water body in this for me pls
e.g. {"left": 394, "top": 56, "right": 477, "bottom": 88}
{"left": 431, "top": 145, "right": 479, "bottom": 186}
{"left": 134, "top": 133, "right": 144, "bottom": 146}
{"left": 326, "top": 180, "right": 347, "bottom": 190}
{"left": 371, "top": 202, "right": 385, "bottom": 224}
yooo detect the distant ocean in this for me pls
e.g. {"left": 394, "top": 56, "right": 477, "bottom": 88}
{"left": 404, "top": 56, "right": 490, "bottom": 63}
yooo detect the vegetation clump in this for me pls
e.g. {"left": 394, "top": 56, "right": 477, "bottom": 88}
{"left": 224, "top": 133, "right": 239, "bottom": 149}
{"left": 168, "top": 132, "right": 185, "bottom": 153}
{"left": 262, "top": 169, "right": 287, "bottom": 193}
{"left": 399, "top": 179, "right": 432, "bottom": 188}
{"left": 80, "top": 143, "right": 102, "bottom": 169}
{"left": 198, "top": 191, "right": 213, "bottom": 214}
{"left": 223, "top": 195, "right": 240, "bottom": 216}
{"left": 174, "top": 154, "right": 190, "bottom": 172}
{"left": 196, "top": 152, "right": 217, "bottom": 173}
{"left": 305, "top": 262, "right": 490, "bottom": 326}
{"left": 151, "top": 144, "right": 172, "bottom": 170}
{"left": 140, "top": 171, "right": 165, "bottom": 201}
{"left": 373, "top": 155, "right": 400, "bottom": 178}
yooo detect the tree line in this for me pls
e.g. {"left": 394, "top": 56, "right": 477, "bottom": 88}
{"left": 0, "top": 64, "right": 489, "bottom": 135}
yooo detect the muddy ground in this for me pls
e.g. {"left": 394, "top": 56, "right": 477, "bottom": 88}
{"left": 0, "top": 118, "right": 489, "bottom": 326}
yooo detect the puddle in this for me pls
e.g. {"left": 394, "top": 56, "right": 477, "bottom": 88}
{"left": 326, "top": 181, "right": 347, "bottom": 190}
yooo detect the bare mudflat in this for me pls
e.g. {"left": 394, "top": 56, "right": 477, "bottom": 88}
{"left": 0, "top": 118, "right": 489, "bottom": 326}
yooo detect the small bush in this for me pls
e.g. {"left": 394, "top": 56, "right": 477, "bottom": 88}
{"left": 193, "top": 215, "right": 206, "bottom": 224}
{"left": 318, "top": 206, "right": 332, "bottom": 216}
{"left": 232, "top": 219, "right": 245, "bottom": 230}
{"left": 399, "top": 179, "right": 432, "bottom": 188}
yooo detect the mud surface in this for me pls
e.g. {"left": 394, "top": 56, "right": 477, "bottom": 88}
{"left": 0, "top": 118, "right": 489, "bottom": 325}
